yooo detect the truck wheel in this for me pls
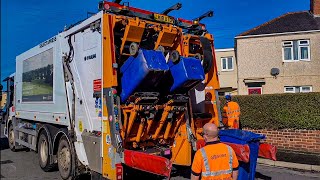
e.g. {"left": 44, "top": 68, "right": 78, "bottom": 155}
{"left": 57, "top": 136, "right": 73, "bottom": 180}
{"left": 8, "top": 124, "right": 16, "bottom": 152}
{"left": 38, "top": 132, "right": 54, "bottom": 171}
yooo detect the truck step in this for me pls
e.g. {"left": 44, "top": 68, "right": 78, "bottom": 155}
{"left": 15, "top": 127, "right": 37, "bottom": 136}
{"left": 16, "top": 138, "right": 36, "bottom": 150}
{"left": 15, "top": 127, "right": 37, "bottom": 150}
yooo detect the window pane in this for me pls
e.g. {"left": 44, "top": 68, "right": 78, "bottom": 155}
{"left": 295, "top": 87, "right": 300, "bottom": 93}
{"left": 300, "top": 47, "right": 309, "bottom": 59}
{"left": 301, "top": 86, "right": 311, "bottom": 92}
{"left": 284, "top": 87, "right": 295, "bottom": 93}
{"left": 284, "top": 48, "right": 292, "bottom": 60}
{"left": 293, "top": 41, "right": 299, "bottom": 60}
{"left": 227, "top": 58, "right": 233, "bottom": 70}
{"left": 286, "top": 87, "right": 294, "bottom": 91}
{"left": 222, "top": 58, "right": 226, "bottom": 70}
{"left": 299, "top": 40, "right": 308, "bottom": 45}
{"left": 283, "top": 41, "right": 292, "bottom": 46}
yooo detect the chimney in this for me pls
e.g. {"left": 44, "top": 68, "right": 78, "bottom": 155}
{"left": 311, "top": 0, "right": 320, "bottom": 16}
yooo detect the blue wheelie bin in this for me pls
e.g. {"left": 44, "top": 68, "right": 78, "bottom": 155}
{"left": 167, "top": 57, "right": 205, "bottom": 93}
{"left": 219, "top": 129, "right": 265, "bottom": 180}
{"left": 120, "top": 49, "right": 169, "bottom": 102}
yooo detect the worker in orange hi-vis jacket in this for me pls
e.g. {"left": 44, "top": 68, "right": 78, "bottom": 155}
{"left": 191, "top": 123, "right": 239, "bottom": 180}
{"left": 222, "top": 95, "right": 240, "bottom": 129}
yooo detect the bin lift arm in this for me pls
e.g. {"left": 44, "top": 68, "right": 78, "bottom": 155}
{"left": 184, "top": 10, "right": 213, "bottom": 35}
{"left": 162, "top": 3, "right": 182, "bottom": 15}
{"left": 63, "top": 36, "right": 76, "bottom": 140}
{"left": 62, "top": 35, "right": 78, "bottom": 178}
{"left": 193, "top": 10, "right": 214, "bottom": 22}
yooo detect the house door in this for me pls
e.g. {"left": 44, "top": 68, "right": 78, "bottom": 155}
{"left": 248, "top": 87, "right": 262, "bottom": 95}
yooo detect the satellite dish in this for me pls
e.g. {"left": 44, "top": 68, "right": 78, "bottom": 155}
{"left": 271, "top": 68, "right": 280, "bottom": 76}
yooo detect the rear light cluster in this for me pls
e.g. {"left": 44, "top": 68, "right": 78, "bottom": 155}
{"left": 116, "top": 163, "right": 123, "bottom": 180}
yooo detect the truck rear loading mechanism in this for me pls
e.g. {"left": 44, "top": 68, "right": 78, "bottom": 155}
{"left": 3, "top": 1, "right": 276, "bottom": 179}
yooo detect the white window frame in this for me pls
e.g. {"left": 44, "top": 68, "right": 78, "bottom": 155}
{"left": 282, "top": 40, "right": 310, "bottom": 62}
{"left": 284, "top": 86, "right": 295, "bottom": 93}
{"left": 282, "top": 41, "right": 294, "bottom": 61}
{"left": 284, "top": 86, "right": 312, "bottom": 93}
{"left": 300, "top": 86, "right": 312, "bottom": 92}
{"left": 221, "top": 57, "right": 234, "bottom": 71}
{"left": 298, "top": 40, "right": 310, "bottom": 61}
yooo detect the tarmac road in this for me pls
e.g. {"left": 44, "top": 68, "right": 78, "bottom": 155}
{"left": 1, "top": 123, "right": 319, "bottom": 180}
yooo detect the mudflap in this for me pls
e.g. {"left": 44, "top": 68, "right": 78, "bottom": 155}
{"left": 124, "top": 149, "right": 172, "bottom": 178}
{"left": 259, "top": 143, "right": 277, "bottom": 161}
{"left": 196, "top": 139, "right": 250, "bottom": 163}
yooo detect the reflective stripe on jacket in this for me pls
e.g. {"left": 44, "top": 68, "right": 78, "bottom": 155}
{"left": 222, "top": 101, "right": 240, "bottom": 129}
{"left": 191, "top": 141, "right": 239, "bottom": 180}
{"left": 200, "top": 146, "right": 233, "bottom": 177}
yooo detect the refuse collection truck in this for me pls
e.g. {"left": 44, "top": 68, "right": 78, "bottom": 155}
{"left": 3, "top": 1, "right": 256, "bottom": 179}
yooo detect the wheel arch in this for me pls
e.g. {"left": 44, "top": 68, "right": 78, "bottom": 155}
{"left": 36, "top": 124, "right": 54, "bottom": 156}
{"left": 53, "top": 128, "right": 70, "bottom": 155}
{"left": 5, "top": 117, "right": 13, "bottom": 136}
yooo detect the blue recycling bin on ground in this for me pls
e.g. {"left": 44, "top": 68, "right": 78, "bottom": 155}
{"left": 219, "top": 129, "right": 265, "bottom": 180}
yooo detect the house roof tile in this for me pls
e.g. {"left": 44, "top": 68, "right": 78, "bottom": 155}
{"left": 238, "top": 11, "right": 320, "bottom": 36}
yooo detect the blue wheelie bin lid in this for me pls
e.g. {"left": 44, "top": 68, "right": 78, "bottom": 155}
{"left": 219, "top": 129, "right": 265, "bottom": 145}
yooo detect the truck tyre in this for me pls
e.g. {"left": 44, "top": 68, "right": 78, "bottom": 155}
{"left": 8, "top": 124, "right": 16, "bottom": 152}
{"left": 57, "top": 135, "right": 73, "bottom": 180}
{"left": 38, "top": 132, "right": 54, "bottom": 171}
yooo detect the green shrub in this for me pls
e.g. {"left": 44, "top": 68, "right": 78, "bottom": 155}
{"left": 219, "top": 93, "right": 320, "bottom": 130}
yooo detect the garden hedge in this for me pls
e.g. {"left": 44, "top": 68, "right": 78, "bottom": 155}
{"left": 219, "top": 93, "right": 320, "bottom": 130}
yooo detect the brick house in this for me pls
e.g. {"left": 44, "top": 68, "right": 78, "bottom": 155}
{"left": 215, "top": 48, "right": 238, "bottom": 96}
{"left": 235, "top": 0, "right": 320, "bottom": 95}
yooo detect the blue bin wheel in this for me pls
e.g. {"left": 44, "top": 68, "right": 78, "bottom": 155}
{"left": 170, "top": 50, "right": 180, "bottom": 63}
{"left": 194, "top": 53, "right": 202, "bottom": 61}
{"left": 157, "top": 46, "right": 165, "bottom": 55}
{"left": 129, "top": 42, "right": 139, "bottom": 56}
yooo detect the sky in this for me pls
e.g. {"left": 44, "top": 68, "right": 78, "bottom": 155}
{"left": 0, "top": 0, "right": 310, "bottom": 89}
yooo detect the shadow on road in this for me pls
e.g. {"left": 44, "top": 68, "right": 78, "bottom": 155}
{"left": 0, "top": 137, "right": 27, "bottom": 152}
{"left": 171, "top": 165, "right": 191, "bottom": 179}
{"left": 0, "top": 160, "right": 13, "bottom": 164}
{"left": 255, "top": 171, "right": 272, "bottom": 180}
{"left": 0, "top": 137, "right": 9, "bottom": 150}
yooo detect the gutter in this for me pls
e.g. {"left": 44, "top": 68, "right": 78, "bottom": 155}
{"left": 235, "top": 30, "right": 320, "bottom": 39}
{"left": 215, "top": 48, "right": 234, "bottom": 52}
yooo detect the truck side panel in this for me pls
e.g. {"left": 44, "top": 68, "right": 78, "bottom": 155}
{"left": 15, "top": 36, "right": 70, "bottom": 126}
{"left": 60, "top": 12, "right": 104, "bottom": 170}
{"left": 68, "top": 25, "right": 103, "bottom": 132}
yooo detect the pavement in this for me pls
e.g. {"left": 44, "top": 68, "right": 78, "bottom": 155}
{"left": 258, "top": 158, "right": 320, "bottom": 172}
{"left": 1, "top": 123, "right": 320, "bottom": 180}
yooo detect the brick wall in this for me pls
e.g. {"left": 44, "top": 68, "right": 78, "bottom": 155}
{"left": 244, "top": 128, "right": 320, "bottom": 154}
{"left": 311, "top": 0, "right": 320, "bottom": 15}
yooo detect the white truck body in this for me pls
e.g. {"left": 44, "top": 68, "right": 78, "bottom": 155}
{"left": 13, "top": 12, "right": 105, "bottom": 169}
